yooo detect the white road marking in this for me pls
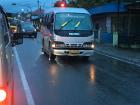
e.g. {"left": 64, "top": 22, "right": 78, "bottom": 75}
{"left": 94, "top": 50, "right": 140, "bottom": 67}
{"left": 13, "top": 47, "right": 36, "bottom": 105}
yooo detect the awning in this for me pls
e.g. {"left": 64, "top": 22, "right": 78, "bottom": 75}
{"left": 88, "top": 3, "right": 127, "bottom": 15}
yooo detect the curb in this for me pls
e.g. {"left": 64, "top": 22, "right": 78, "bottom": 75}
{"left": 94, "top": 49, "right": 140, "bottom": 67}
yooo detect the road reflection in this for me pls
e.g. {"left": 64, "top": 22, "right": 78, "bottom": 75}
{"left": 47, "top": 57, "right": 97, "bottom": 87}
{"left": 89, "top": 64, "right": 96, "bottom": 84}
{"left": 49, "top": 64, "right": 58, "bottom": 86}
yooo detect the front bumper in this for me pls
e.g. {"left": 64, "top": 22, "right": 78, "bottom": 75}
{"left": 53, "top": 49, "right": 94, "bottom": 56}
{"left": 22, "top": 32, "right": 37, "bottom": 35}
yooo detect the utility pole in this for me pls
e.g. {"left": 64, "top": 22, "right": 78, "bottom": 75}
{"left": 37, "top": 0, "right": 41, "bottom": 16}
{"left": 37, "top": 0, "right": 42, "bottom": 29}
{"left": 37, "top": 0, "right": 39, "bottom": 9}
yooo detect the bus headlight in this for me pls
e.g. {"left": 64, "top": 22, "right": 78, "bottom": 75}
{"left": 52, "top": 43, "right": 56, "bottom": 48}
{"left": 83, "top": 42, "right": 95, "bottom": 49}
{"left": 91, "top": 44, "right": 95, "bottom": 49}
{"left": 52, "top": 41, "right": 65, "bottom": 48}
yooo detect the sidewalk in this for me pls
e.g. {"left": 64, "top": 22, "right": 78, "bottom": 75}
{"left": 94, "top": 43, "right": 140, "bottom": 66}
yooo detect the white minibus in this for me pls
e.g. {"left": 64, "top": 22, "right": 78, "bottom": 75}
{"left": 42, "top": 7, "right": 95, "bottom": 61}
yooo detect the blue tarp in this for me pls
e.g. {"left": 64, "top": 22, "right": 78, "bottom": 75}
{"left": 88, "top": 3, "right": 127, "bottom": 15}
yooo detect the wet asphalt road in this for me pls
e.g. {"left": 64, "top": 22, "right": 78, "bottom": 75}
{"left": 13, "top": 36, "right": 140, "bottom": 105}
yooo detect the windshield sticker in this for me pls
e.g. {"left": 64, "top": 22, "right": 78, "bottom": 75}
{"left": 69, "top": 33, "right": 80, "bottom": 36}
{"left": 68, "top": 15, "right": 85, "bottom": 19}
{"left": 59, "top": 14, "right": 85, "bottom": 19}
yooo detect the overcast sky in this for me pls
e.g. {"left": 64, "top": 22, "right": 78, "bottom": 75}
{"left": 0, "top": 0, "right": 57, "bottom": 13}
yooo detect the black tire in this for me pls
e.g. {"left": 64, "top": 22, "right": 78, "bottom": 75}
{"left": 23, "top": 34, "right": 26, "bottom": 38}
{"left": 41, "top": 48, "right": 45, "bottom": 54}
{"left": 49, "top": 53, "right": 56, "bottom": 61}
{"left": 48, "top": 41, "right": 56, "bottom": 61}
{"left": 42, "top": 39, "right": 46, "bottom": 54}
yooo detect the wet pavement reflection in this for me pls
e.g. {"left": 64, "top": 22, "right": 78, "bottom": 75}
{"left": 89, "top": 64, "right": 96, "bottom": 84}
{"left": 15, "top": 38, "right": 140, "bottom": 105}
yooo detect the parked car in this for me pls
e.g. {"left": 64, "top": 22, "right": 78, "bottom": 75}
{"left": 0, "top": 5, "right": 23, "bottom": 105}
{"left": 18, "top": 22, "right": 37, "bottom": 38}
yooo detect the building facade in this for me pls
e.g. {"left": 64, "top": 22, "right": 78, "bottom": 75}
{"left": 89, "top": 2, "right": 140, "bottom": 48}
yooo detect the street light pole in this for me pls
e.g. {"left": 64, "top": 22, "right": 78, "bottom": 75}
{"left": 37, "top": 0, "right": 40, "bottom": 9}
{"left": 37, "top": 0, "right": 41, "bottom": 17}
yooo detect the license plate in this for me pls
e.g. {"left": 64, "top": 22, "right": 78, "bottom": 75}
{"left": 69, "top": 50, "right": 80, "bottom": 54}
{"left": 27, "top": 30, "right": 32, "bottom": 32}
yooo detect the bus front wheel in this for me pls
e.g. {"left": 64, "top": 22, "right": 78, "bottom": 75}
{"left": 49, "top": 53, "right": 56, "bottom": 61}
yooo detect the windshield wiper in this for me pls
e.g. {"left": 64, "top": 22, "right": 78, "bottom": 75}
{"left": 59, "top": 19, "right": 72, "bottom": 30}
{"left": 73, "top": 21, "right": 81, "bottom": 32}
{"left": 74, "top": 21, "right": 81, "bottom": 29}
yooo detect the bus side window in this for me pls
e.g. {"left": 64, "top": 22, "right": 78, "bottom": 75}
{"left": 50, "top": 14, "right": 54, "bottom": 23}
{"left": 42, "top": 15, "right": 45, "bottom": 26}
{"left": 43, "top": 14, "right": 48, "bottom": 26}
{"left": 47, "top": 14, "right": 54, "bottom": 29}
{"left": 45, "top": 15, "right": 48, "bottom": 26}
{"left": 47, "top": 14, "right": 51, "bottom": 29}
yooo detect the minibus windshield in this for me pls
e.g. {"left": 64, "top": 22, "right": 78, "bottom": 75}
{"left": 22, "top": 23, "right": 34, "bottom": 29}
{"left": 55, "top": 13, "right": 93, "bottom": 31}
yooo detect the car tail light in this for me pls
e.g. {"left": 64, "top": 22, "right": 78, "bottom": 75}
{"left": 11, "top": 28, "right": 17, "bottom": 33}
{"left": 0, "top": 89, "right": 7, "bottom": 102}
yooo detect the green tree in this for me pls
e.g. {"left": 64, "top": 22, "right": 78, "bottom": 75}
{"left": 67, "top": 0, "right": 113, "bottom": 8}
{"left": 67, "top": 0, "right": 138, "bottom": 8}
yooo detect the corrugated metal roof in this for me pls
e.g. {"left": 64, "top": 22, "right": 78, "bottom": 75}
{"left": 88, "top": 3, "right": 127, "bottom": 15}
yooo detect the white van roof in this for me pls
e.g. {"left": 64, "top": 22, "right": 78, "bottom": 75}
{"left": 45, "top": 7, "right": 90, "bottom": 15}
